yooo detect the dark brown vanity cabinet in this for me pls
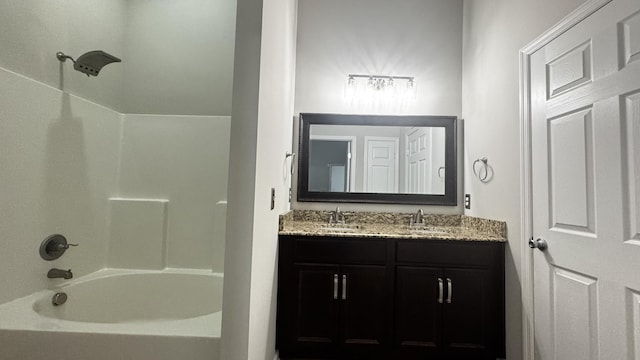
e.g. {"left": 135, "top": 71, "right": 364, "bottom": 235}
{"left": 277, "top": 236, "right": 392, "bottom": 359}
{"left": 277, "top": 236, "right": 505, "bottom": 360}
{"left": 394, "top": 240, "right": 505, "bottom": 360}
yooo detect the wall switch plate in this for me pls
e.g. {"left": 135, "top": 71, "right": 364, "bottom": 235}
{"left": 271, "top": 188, "right": 275, "bottom": 210}
{"left": 464, "top": 194, "right": 471, "bottom": 209}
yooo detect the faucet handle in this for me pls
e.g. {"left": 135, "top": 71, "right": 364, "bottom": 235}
{"left": 56, "top": 243, "right": 78, "bottom": 250}
{"left": 39, "top": 234, "right": 77, "bottom": 261}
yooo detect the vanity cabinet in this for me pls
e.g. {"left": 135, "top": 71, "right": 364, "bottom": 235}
{"left": 276, "top": 236, "right": 505, "bottom": 360}
{"left": 277, "top": 237, "right": 392, "bottom": 359}
{"left": 394, "top": 240, "right": 504, "bottom": 360}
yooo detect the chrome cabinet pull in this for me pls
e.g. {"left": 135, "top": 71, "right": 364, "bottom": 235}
{"left": 446, "top": 278, "right": 452, "bottom": 304}
{"left": 342, "top": 275, "right": 347, "bottom": 300}
{"left": 333, "top": 274, "right": 339, "bottom": 300}
{"left": 438, "top": 278, "right": 443, "bottom": 304}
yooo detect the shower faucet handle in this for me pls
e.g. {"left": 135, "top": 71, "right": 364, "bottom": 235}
{"left": 56, "top": 242, "right": 78, "bottom": 250}
{"left": 39, "top": 234, "right": 78, "bottom": 261}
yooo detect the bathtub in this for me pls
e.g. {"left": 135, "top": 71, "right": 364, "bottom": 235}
{"left": 0, "top": 268, "right": 223, "bottom": 360}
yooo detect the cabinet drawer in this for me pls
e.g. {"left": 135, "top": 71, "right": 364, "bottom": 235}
{"left": 293, "top": 237, "right": 387, "bottom": 264}
{"left": 396, "top": 240, "right": 499, "bottom": 267}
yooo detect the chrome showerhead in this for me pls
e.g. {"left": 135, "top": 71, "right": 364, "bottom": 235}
{"left": 56, "top": 50, "right": 121, "bottom": 77}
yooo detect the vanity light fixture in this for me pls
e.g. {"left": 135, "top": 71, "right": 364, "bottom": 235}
{"left": 344, "top": 74, "right": 416, "bottom": 102}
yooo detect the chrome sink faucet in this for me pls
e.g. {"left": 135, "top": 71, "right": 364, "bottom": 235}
{"left": 329, "top": 206, "right": 346, "bottom": 225}
{"left": 410, "top": 209, "right": 425, "bottom": 226}
{"left": 47, "top": 268, "right": 73, "bottom": 279}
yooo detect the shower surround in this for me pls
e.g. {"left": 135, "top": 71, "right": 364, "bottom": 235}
{"left": 0, "top": 1, "right": 235, "bottom": 359}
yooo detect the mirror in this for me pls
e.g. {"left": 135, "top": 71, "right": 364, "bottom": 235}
{"left": 298, "top": 113, "right": 457, "bottom": 205}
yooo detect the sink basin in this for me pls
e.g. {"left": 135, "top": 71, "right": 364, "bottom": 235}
{"left": 320, "top": 224, "right": 363, "bottom": 233}
{"left": 409, "top": 229, "right": 447, "bottom": 235}
{"left": 405, "top": 226, "right": 449, "bottom": 235}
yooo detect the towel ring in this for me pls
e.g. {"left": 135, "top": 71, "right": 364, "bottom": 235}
{"left": 285, "top": 152, "right": 296, "bottom": 175}
{"left": 472, "top": 157, "right": 490, "bottom": 182}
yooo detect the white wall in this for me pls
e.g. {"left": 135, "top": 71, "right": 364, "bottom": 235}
{"left": 122, "top": 0, "right": 236, "bottom": 116}
{"left": 461, "top": 0, "right": 586, "bottom": 359}
{"left": 294, "top": 0, "right": 462, "bottom": 117}
{"left": 221, "top": 0, "right": 264, "bottom": 356}
{"left": 0, "top": 0, "right": 126, "bottom": 111}
{"left": 116, "top": 114, "right": 231, "bottom": 270}
{"left": 248, "top": 0, "right": 297, "bottom": 356}
{"left": 221, "top": 0, "right": 298, "bottom": 358}
{"left": 292, "top": 0, "right": 464, "bottom": 214}
{"left": 0, "top": 68, "right": 122, "bottom": 304}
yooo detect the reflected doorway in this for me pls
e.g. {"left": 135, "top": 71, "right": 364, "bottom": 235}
{"left": 309, "top": 136, "right": 356, "bottom": 192}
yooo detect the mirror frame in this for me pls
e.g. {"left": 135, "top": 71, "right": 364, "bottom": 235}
{"left": 297, "top": 113, "right": 457, "bottom": 205}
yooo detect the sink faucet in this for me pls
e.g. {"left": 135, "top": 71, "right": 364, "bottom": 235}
{"left": 47, "top": 268, "right": 73, "bottom": 279}
{"left": 411, "top": 209, "right": 425, "bottom": 226}
{"left": 329, "top": 206, "right": 346, "bottom": 225}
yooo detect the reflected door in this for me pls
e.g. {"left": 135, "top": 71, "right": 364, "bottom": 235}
{"left": 364, "top": 137, "right": 399, "bottom": 193}
{"left": 530, "top": 0, "right": 640, "bottom": 358}
{"left": 309, "top": 139, "right": 353, "bottom": 192}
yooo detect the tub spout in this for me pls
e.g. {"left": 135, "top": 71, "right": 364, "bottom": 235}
{"left": 47, "top": 268, "right": 73, "bottom": 279}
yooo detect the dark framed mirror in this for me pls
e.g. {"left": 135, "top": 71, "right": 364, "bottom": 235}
{"left": 297, "top": 113, "right": 457, "bottom": 205}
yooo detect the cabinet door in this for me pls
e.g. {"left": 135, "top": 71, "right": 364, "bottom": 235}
{"left": 339, "top": 264, "right": 389, "bottom": 358}
{"left": 283, "top": 263, "right": 341, "bottom": 358}
{"left": 393, "top": 266, "right": 442, "bottom": 359}
{"left": 442, "top": 267, "right": 497, "bottom": 360}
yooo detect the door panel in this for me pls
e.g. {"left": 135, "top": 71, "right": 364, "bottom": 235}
{"left": 340, "top": 265, "right": 388, "bottom": 358}
{"left": 621, "top": 10, "right": 640, "bottom": 66}
{"left": 290, "top": 263, "right": 340, "bottom": 356}
{"left": 393, "top": 266, "right": 441, "bottom": 359}
{"left": 442, "top": 267, "right": 496, "bottom": 360}
{"left": 631, "top": 290, "right": 640, "bottom": 360}
{"left": 530, "top": 1, "right": 640, "bottom": 359}
{"left": 547, "top": 107, "right": 595, "bottom": 234}
{"left": 624, "top": 91, "right": 640, "bottom": 242}
{"left": 365, "top": 138, "right": 398, "bottom": 193}
{"left": 546, "top": 40, "right": 592, "bottom": 98}
{"left": 551, "top": 268, "right": 599, "bottom": 360}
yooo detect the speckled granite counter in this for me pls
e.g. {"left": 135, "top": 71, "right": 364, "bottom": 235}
{"left": 279, "top": 210, "right": 506, "bottom": 242}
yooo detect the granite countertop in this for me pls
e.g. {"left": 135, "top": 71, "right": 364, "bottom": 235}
{"left": 279, "top": 210, "right": 507, "bottom": 242}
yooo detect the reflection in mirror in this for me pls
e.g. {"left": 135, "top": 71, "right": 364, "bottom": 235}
{"left": 309, "top": 125, "right": 446, "bottom": 194}
{"left": 298, "top": 114, "right": 457, "bottom": 205}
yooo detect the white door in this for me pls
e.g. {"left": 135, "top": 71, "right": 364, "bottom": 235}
{"left": 364, "top": 137, "right": 398, "bottom": 193}
{"left": 530, "top": 1, "right": 640, "bottom": 359}
{"left": 405, "top": 127, "right": 446, "bottom": 194}
{"left": 406, "top": 128, "right": 430, "bottom": 194}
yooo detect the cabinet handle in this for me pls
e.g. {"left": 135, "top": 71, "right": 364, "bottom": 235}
{"left": 333, "top": 274, "right": 339, "bottom": 300}
{"left": 342, "top": 275, "right": 347, "bottom": 300}
{"left": 438, "top": 278, "right": 443, "bottom": 304}
{"left": 446, "top": 278, "right": 452, "bottom": 304}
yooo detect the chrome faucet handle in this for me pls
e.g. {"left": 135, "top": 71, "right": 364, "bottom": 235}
{"left": 39, "top": 234, "right": 78, "bottom": 261}
{"left": 55, "top": 243, "right": 78, "bottom": 250}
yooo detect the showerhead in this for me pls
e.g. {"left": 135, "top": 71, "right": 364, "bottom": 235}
{"left": 56, "top": 50, "right": 121, "bottom": 77}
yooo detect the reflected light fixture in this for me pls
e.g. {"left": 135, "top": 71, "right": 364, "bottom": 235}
{"left": 344, "top": 74, "right": 416, "bottom": 103}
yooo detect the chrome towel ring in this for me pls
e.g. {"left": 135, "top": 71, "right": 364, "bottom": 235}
{"left": 472, "top": 157, "right": 492, "bottom": 183}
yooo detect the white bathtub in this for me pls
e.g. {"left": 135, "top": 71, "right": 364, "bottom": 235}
{"left": 0, "top": 269, "right": 223, "bottom": 360}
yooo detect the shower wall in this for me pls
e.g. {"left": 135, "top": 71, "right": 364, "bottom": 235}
{"left": 0, "top": 0, "right": 125, "bottom": 305}
{"left": 0, "top": 68, "right": 123, "bottom": 305}
{"left": 0, "top": 0, "right": 126, "bottom": 111}
{"left": 115, "top": 114, "right": 230, "bottom": 271}
{"left": 0, "top": 0, "right": 234, "bottom": 304}
{"left": 123, "top": 0, "right": 236, "bottom": 115}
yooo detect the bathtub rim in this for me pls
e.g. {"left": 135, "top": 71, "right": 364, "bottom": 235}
{"left": 0, "top": 268, "right": 223, "bottom": 338}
